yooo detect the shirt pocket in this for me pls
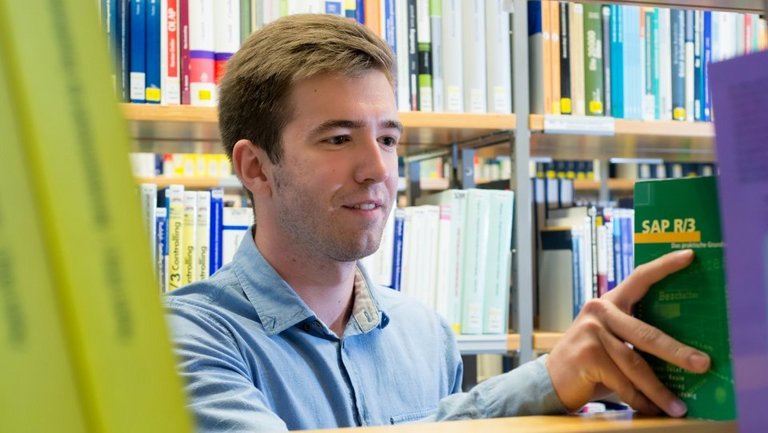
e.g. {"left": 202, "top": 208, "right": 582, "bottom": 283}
{"left": 389, "top": 408, "right": 436, "bottom": 425}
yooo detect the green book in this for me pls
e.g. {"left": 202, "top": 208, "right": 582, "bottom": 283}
{"left": 634, "top": 177, "right": 736, "bottom": 421}
{"left": 583, "top": 3, "right": 604, "bottom": 115}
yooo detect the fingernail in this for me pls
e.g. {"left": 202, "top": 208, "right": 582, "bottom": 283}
{"left": 669, "top": 399, "right": 688, "bottom": 417}
{"left": 676, "top": 249, "right": 694, "bottom": 259}
{"left": 690, "top": 352, "right": 710, "bottom": 371}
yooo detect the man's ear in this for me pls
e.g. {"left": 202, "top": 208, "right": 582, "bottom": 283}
{"left": 231, "top": 139, "right": 273, "bottom": 197}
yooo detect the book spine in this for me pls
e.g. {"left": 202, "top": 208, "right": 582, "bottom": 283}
{"left": 485, "top": 0, "right": 511, "bottom": 114}
{"left": 549, "top": 1, "right": 560, "bottom": 114}
{"left": 684, "top": 9, "right": 695, "bottom": 121}
{"left": 116, "top": 0, "right": 130, "bottom": 101}
{"left": 416, "top": 0, "right": 432, "bottom": 111}
{"left": 364, "top": 0, "right": 381, "bottom": 35}
{"left": 461, "top": 0, "right": 486, "bottom": 113}
{"left": 145, "top": 0, "right": 161, "bottom": 103}
{"left": 189, "top": 0, "right": 216, "bottom": 106}
{"left": 155, "top": 207, "right": 168, "bottom": 292}
{"left": 222, "top": 208, "right": 254, "bottom": 265}
{"left": 558, "top": 1, "right": 571, "bottom": 115}
{"left": 658, "top": 8, "right": 672, "bottom": 120}
{"left": 161, "top": 0, "right": 181, "bottom": 105}
{"left": 166, "top": 184, "right": 185, "bottom": 290}
{"left": 139, "top": 184, "right": 158, "bottom": 271}
{"left": 443, "top": 0, "right": 464, "bottom": 113}
{"left": 693, "top": 9, "right": 703, "bottom": 121}
{"left": 195, "top": 191, "right": 211, "bottom": 281}
{"left": 429, "top": 0, "right": 443, "bottom": 112}
{"left": 130, "top": 0, "right": 147, "bottom": 102}
{"left": 702, "top": 11, "right": 712, "bottom": 121}
{"left": 601, "top": 5, "right": 611, "bottom": 116}
{"left": 390, "top": 208, "right": 405, "bottom": 291}
{"left": 214, "top": 0, "right": 240, "bottom": 85}
{"left": 461, "top": 190, "right": 490, "bottom": 335}
{"left": 643, "top": 8, "right": 656, "bottom": 120}
{"left": 583, "top": 3, "right": 603, "bottom": 115}
{"left": 179, "top": 0, "right": 191, "bottom": 104}
{"left": 209, "top": 188, "right": 224, "bottom": 275}
{"left": 181, "top": 190, "right": 197, "bottom": 286}
{"left": 569, "top": 2, "right": 585, "bottom": 116}
{"left": 407, "top": 0, "right": 419, "bottom": 110}
{"left": 483, "top": 190, "right": 514, "bottom": 334}
{"left": 527, "top": 0, "right": 544, "bottom": 114}
{"left": 609, "top": 4, "right": 623, "bottom": 118}
{"left": 240, "top": 0, "right": 252, "bottom": 44}
{"left": 395, "top": 0, "right": 411, "bottom": 111}
{"left": 671, "top": 9, "right": 686, "bottom": 120}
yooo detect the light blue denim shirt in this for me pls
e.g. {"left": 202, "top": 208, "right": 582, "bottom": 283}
{"left": 165, "top": 228, "right": 565, "bottom": 432}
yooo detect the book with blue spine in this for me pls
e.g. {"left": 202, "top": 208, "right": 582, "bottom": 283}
{"left": 702, "top": 11, "right": 712, "bottom": 121}
{"left": 130, "top": 0, "right": 147, "bottom": 102}
{"left": 390, "top": 208, "right": 405, "bottom": 291}
{"left": 155, "top": 206, "right": 168, "bottom": 292}
{"left": 209, "top": 188, "right": 224, "bottom": 275}
{"left": 609, "top": 4, "right": 624, "bottom": 118}
{"left": 145, "top": 0, "right": 161, "bottom": 103}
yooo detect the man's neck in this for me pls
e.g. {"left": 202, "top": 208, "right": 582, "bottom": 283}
{"left": 253, "top": 229, "right": 356, "bottom": 337}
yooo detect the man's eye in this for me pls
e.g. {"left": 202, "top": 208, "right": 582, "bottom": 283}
{"left": 379, "top": 136, "right": 398, "bottom": 147}
{"left": 325, "top": 136, "right": 350, "bottom": 145}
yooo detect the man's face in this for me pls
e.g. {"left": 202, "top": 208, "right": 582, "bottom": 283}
{"left": 267, "top": 70, "right": 401, "bottom": 262}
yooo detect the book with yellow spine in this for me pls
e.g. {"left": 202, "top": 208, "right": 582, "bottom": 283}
{"left": 0, "top": 0, "right": 193, "bottom": 431}
{"left": 0, "top": 45, "right": 88, "bottom": 433}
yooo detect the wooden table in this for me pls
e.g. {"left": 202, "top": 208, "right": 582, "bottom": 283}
{"left": 303, "top": 415, "right": 737, "bottom": 433}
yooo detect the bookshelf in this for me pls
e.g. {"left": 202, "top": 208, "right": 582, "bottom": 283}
{"left": 121, "top": 0, "right": 767, "bottom": 367}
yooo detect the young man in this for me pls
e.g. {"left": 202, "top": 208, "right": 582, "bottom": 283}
{"left": 165, "top": 13, "right": 709, "bottom": 432}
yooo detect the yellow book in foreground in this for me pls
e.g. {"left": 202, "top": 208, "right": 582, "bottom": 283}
{"left": 0, "top": 1, "right": 193, "bottom": 431}
{"left": 0, "top": 43, "right": 88, "bottom": 433}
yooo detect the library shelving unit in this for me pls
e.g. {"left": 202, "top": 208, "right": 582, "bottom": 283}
{"left": 123, "top": 0, "right": 768, "bottom": 362}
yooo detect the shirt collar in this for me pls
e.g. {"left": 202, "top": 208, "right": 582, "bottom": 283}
{"left": 231, "top": 227, "right": 390, "bottom": 336}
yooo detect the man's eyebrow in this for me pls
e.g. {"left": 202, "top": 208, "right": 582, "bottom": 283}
{"left": 309, "top": 119, "right": 403, "bottom": 136}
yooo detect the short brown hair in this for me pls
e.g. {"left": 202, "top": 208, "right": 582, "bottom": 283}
{"left": 218, "top": 13, "right": 396, "bottom": 164}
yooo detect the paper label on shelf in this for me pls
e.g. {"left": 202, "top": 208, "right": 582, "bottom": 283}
{"left": 543, "top": 115, "right": 615, "bottom": 135}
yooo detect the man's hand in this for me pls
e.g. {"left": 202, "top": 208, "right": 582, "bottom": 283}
{"left": 546, "top": 249, "right": 710, "bottom": 417}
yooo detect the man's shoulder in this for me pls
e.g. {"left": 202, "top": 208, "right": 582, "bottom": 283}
{"left": 163, "top": 266, "right": 246, "bottom": 317}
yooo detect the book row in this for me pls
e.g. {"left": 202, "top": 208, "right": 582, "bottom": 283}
{"left": 362, "top": 189, "right": 515, "bottom": 335}
{"left": 100, "top": 0, "right": 515, "bottom": 113}
{"left": 539, "top": 206, "right": 635, "bottom": 331}
{"left": 138, "top": 184, "right": 253, "bottom": 292}
{"left": 529, "top": 1, "right": 768, "bottom": 121}
{"left": 130, "top": 152, "right": 233, "bottom": 178}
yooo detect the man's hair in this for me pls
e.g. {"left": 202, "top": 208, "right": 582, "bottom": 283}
{"left": 218, "top": 13, "right": 396, "bottom": 164}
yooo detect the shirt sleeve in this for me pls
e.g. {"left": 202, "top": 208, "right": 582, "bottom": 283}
{"left": 427, "top": 355, "right": 569, "bottom": 421}
{"left": 166, "top": 299, "right": 289, "bottom": 433}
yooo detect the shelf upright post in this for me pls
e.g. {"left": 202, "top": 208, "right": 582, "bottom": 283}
{"left": 406, "top": 158, "right": 422, "bottom": 206}
{"left": 511, "top": 0, "right": 534, "bottom": 363}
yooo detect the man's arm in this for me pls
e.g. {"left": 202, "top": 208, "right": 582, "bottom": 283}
{"left": 546, "top": 249, "right": 709, "bottom": 417}
{"left": 166, "top": 301, "right": 288, "bottom": 433}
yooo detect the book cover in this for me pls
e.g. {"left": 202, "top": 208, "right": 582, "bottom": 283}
{"left": 710, "top": 50, "right": 768, "bottom": 433}
{"left": 0, "top": 0, "right": 193, "bottom": 429}
{"left": 0, "top": 50, "right": 88, "bottom": 433}
{"left": 634, "top": 177, "right": 736, "bottom": 421}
